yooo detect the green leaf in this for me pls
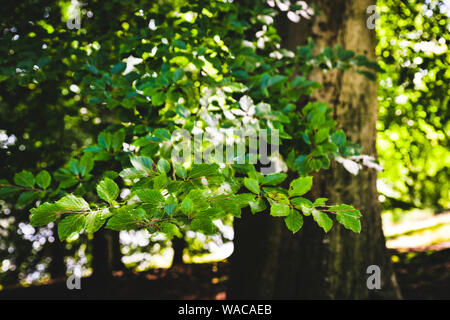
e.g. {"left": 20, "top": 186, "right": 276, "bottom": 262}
{"left": 214, "top": 196, "right": 241, "bottom": 218}
{"left": 79, "top": 152, "right": 94, "bottom": 177}
{"left": 87, "top": 64, "right": 99, "bottom": 75}
{"left": 56, "top": 194, "right": 90, "bottom": 212}
{"left": 119, "top": 98, "right": 136, "bottom": 109}
{"left": 151, "top": 91, "right": 165, "bottom": 106}
{"left": 69, "top": 159, "right": 81, "bottom": 175}
{"left": 234, "top": 193, "right": 256, "bottom": 208}
{"left": 284, "top": 209, "right": 303, "bottom": 233}
{"left": 249, "top": 197, "right": 267, "bottom": 214}
{"left": 85, "top": 210, "right": 112, "bottom": 234}
{"left": 30, "top": 202, "right": 59, "bottom": 226}
{"left": 191, "top": 217, "right": 216, "bottom": 235}
{"left": 288, "top": 176, "right": 313, "bottom": 197}
{"left": 335, "top": 212, "right": 361, "bottom": 233}
{"left": 157, "top": 158, "right": 170, "bottom": 174}
{"left": 58, "top": 214, "right": 86, "bottom": 241}
{"left": 309, "top": 158, "right": 323, "bottom": 171}
{"left": 36, "top": 170, "right": 51, "bottom": 189}
{"left": 0, "top": 185, "right": 20, "bottom": 198}
{"left": 130, "top": 156, "right": 154, "bottom": 174}
{"left": 270, "top": 202, "right": 291, "bottom": 217}
{"left": 312, "top": 210, "right": 333, "bottom": 232}
{"left": 93, "top": 150, "right": 113, "bottom": 161}
{"left": 314, "top": 128, "right": 329, "bottom": 144}
{"left": 103, "top": 170, "right": 120, "bottom": 180}
{"left": 153, "top": 128, "right": 171, "bottom": 141}
{"left": 264, "top": 188, "right": 290, "bottom": 203}
{"left": 176, "top": 104, "right": 190, "bottom": 118}
{"left": 96, "top": 178, "right": 119, "bottom": 203}
{"left": 111, "top": 62, "right": 126, "bottom": 74}
{"left": 164, "top": 196, "right": 177, "bottom": 215}
{"left": 331, "top": 130, "right": 346, "bottom": 147}
{"left": 310, "top": 112, "right": 325, "bottom": 129}
{"left": 98, "top": 132, "right": 113, "bottom": 150}
{"left": 59, "top": 176, "right": 79, "bottom": 189}
{"left": 180, "top": 197, "right": 194, "bottom": 215}
{"left": 160, "top": 221, "right": 182, "bottom": 239}
{"left": 120, "top": 168, "right": 148, "bottom": 179}
{"left": 262, "top": 173, "right": 287, "bottom": 186}
{"left": 329, "top": 204, "right": 362, "bottom": 233}
{"left": 112, "top": 130, "right": 126, "bottom": 153}
{"left": 136, "top": 189, "right": 164, "bottom": 208}
{"left": 174, "top": 164, "right": 187, "bottom": 179}
{"left": 14, "top": 170, "right": 35, "bottom": 188}
{"left": 199, "top": 207, "right": 226, "bottom": 220}
{"left": 188, "top": 163, "right": 220, "bottom": 179}
{"left": 323, "top": 46, "right": 334, "bottom": 59}
{"left": 17, "top": 191, "right": 38, "bottom": 207}
{"left": 313, "top": 198, "right": 328, "bottom": 206}
{"left": 244, "top": 178, "right": 260, "bottom": 194}
{"left": 173, "top": 69, "right": 185, "bottom": 82}
{"left": 320, "top": 157, "right": 330, "bottom": 170}
{"left": 153, "top": 172, "right": 168, "bottom": 190}
{"left": 356, "top": 70, "right": 376, "bottom": 81}
{"left": 186, "top": 190, "right": 208, "bottom": 211}
{"left": 328, "top": 204, "right": 361, "bottom": 214}
{"left": 337, "top": 48, "right": 355, "bottom": 60}
{"left": 106, "top": 207, "right": 144, "bottom": 231}
{"left": 291, "top": 197, "right": 313, "bottom": 212}
{"left": 173, "top": 39, "right": 187, "bottom": 49}
{"left": 267, "top": 75, "right": 286, "bottom": 87}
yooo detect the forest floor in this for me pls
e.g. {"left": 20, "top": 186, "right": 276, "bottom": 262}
{"left": 389, "top": 243, "right": 450, "bottom": 299}
{"left": 383, "top": 211, "right": 450, "bottom": 299}
{"left": 1, "top": 211, "right": 449, "bottom": 300}
{"left": 0, "top": 245, "right": 449, "bottom": 300}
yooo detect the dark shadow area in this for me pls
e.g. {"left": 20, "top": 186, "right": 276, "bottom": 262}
{"left": 1, "top": 246, "right": 449, "bottom": 300}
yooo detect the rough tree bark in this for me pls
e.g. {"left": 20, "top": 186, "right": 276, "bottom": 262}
{"left": 229, "top": 0, "right": 402, "bottom": 299}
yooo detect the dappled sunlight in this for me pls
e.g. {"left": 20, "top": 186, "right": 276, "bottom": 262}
{"left": 383, "top": 210, "right": 450, "bottom": 249}
{"left": 184, "top": 242, "right": 233, "bottom": 264}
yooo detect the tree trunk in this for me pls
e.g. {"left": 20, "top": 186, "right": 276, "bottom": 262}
{"left": 91, "top": 228, "right": 124, "bottom": 281}
{"left": 229, "top": 210, "right": 283, "bottom": 299}
{"left": 110, "top": 231, "right": 125, "bottom": 272}
{"left": 229, "top": 0, "right": 401, "bottom": 299}
{"left": 47, "top": 224, "right": 66, "bottom": 279}
{"left": 171, "top": 236, "right": 186, "bottom": 266}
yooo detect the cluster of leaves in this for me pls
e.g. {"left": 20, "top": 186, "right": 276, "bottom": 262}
{"left": 5, "top": 160, "right": 361, "bottom": 241}
{"left": 0, "top": 0, "right": 375, "bottom": 243}
{"left": 377, "top": 0, "right": 449, "bottom": 211}
{"left": 243, "top": 173, "right": 361, "bottom": 233}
